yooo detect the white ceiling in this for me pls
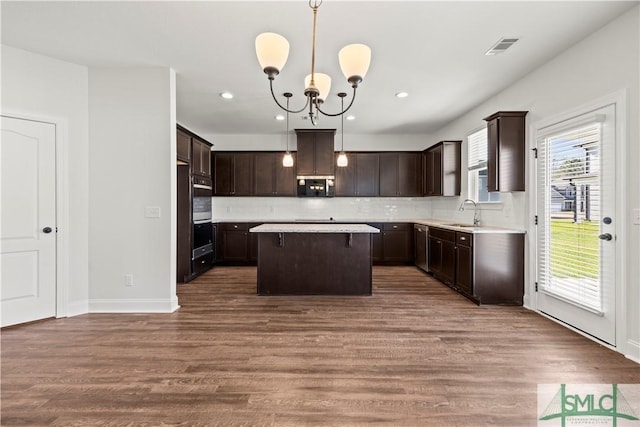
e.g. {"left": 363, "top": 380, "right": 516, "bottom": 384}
{"left": 2, "top": 1, "right": 637, "bottom": 136}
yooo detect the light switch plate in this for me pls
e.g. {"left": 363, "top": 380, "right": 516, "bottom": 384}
{"left": 634, "top": 208, "right": 640, "bottom": 225}
{"left": 144, "top": 206, "right": 161, "bottom": 218}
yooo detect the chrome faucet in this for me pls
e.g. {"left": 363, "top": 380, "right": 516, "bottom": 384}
{"left": 459, "top": 199, "right": 480, "bottom": 226}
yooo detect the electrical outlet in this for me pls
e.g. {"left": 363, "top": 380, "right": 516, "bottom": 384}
{"left": 634, "top": 209, "right": 640, "bottom": 225}
{"left": 144, "top": 206, "right": 161, "bottom": 218}
{"left": 124, "top": 274, "right": 134, "bottom": 287}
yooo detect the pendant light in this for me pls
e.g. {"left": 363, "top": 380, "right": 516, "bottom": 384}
{"left": 282, "top": 93, "right": 294, "bottom": 167}
{"left": 336, "top": 92, "right": 348, "bottom": 167}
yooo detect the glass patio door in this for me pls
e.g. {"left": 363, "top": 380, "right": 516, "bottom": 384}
{"left": 535, "top": 104, "right": 616, "bottom": 345}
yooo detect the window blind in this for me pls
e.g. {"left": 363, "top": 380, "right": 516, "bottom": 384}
{"left": 537, "top": 122, "right": 603, "bottom": 313}
{"left": 467, "top": 128, "right": 487, "bottom": 170}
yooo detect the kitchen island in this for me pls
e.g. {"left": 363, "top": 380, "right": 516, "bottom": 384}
{"left": 250, "top": 223, "right": 380, "bottom": 295}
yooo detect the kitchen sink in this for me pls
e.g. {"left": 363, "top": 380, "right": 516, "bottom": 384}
{"left": 443, "top": 223, "right": 477, "bottom": 228}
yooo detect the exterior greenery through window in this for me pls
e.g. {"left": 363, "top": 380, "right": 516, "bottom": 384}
{"left": 467, "top": 128, "right": 500, "bottom": 202}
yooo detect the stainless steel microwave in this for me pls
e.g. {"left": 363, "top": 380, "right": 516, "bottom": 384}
{"left": 296, "top": 177, "right": 335, "bottom": 197}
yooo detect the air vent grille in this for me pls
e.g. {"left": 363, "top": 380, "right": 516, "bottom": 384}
{"left": 485, "top": 37, "right": 519, "bottom": 55}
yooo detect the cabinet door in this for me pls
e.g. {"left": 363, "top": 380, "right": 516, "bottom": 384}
{"left": 213, "top": 153, "right": 233, "bottom": 195}
{"left": 314, "top": 132, "right": 335, "bottom": 175}
{"left": 274, "top": 153, "right": 296, "bottom": 196}
{"left": 382, "top": 223, "right": 412, "bottom": 263}
{"left": 200, "top": 142, "right": 211, "bottom": 176}
{"left": 335, "top": 153, "right": 356, "bottom": 196}
{"left": 296, "top": 132, "right": 316, "bottom": 175}
{"left": 397, "top": 152, "right": 421, "bottom": 196}
{"left": 222, "top": 230, "right": 249, "bottom": 262}
{"left": 193, "top": 140, "right": 204, "bottom": 175}
{"left": 177, "top": 129, "right": 191, "bottom": 162}
{"left": 441, "top": 240, "right": 456, "bottom": 285}
{"left": 487, "top": 118, "right": 499, "bottom": 192}
{"left": 455, "top": 245, "right": 473, "bottom": 295}
{"left": 355, "top": 153, "right": 379, "bottom": 196}
{"left": 426, "top": 146, "right": 443, "bottom": 196}
{"left": 248, "top": 223, "right": 260, "bottom": 263}
{"left": 254, "top": 153, "right": 275, "bottom": 196}
{"left": 233, "top": 153, "right": 254, "bottom": 196}
{"left": 379, "top": 153, "right": 398, "bottom": 196}
{"left": 428, "top": 236, "right": 442, "bottom": 274}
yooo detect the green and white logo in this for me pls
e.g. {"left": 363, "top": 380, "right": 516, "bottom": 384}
{"left": 538, "top": 384, "right": 640, "bottom": 426}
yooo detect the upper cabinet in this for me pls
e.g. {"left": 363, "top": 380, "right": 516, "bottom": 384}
{"left": 295, "top": 129, "right": 336, "bottom": 176}
{"left": 423, "top": 140, "right": 461, "bottom": 197}
{"left": 192, "top": 138, "right": 212, "bottom": 177}
{"left": 335, "top": 152, "right": 380, "bottom": 197}
{"left": 483, "top": 111, "right": 528, "bottom": 192}
{"left": 379, "top": 152, "right": 422, "bottom": 197}
{"left": 213, "top": 152, "right": 254, "bottom": 196}
{"left": 254, "top": 152, "right": 297, "bottom": 196}
{"left": 177, "top": 128, "right": 191, "bottom": 163}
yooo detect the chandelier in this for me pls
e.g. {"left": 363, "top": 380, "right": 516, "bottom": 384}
{"left": 255, "top": 0, "right": 371, "bottom": 125}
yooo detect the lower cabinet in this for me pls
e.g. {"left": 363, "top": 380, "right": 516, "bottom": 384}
{"left": 369, "top": 223, "right": 413, "bottom": 265}
{"left": 428, "top": 226, "right": 524, "bottom": 305}
{"left": 216, "top": 222, "right": 259, "bottom": 264}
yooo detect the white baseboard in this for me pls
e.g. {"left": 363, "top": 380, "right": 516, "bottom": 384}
{"left": 66, "top": 300, "right": 89, "bottom": 317}
{"left": 89, "top": 298, "right": 180, "bottom": 313}
{"left": 626, "top": 339, "right": 640, "bottom": 363}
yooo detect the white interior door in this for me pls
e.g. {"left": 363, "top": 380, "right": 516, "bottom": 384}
{"left": 1, "top": 116, "right": 57, "bottom": 327}
{"left": 535, "top": 104, "right": 616, "bottom": 345}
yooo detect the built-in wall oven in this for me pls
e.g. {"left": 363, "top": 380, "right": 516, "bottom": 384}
{"left": 192, "top": 176, "right": 213, "bottom": 275}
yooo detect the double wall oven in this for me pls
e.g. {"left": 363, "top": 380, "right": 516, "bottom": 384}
{"left": 192, "top": 176, "right": 213, "bottom": 275}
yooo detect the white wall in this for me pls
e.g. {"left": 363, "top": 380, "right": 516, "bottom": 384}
{"left": 88, "top": 67, "right": 178, "bottom": 312}
{"left": 1, "top": 45, "right": 90, "bottom": 316}
{"left": 428, "top": 7, "right": 640, "bottom": 360}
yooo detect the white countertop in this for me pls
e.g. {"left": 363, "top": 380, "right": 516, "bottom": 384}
{"left": 412, "top": 220, "right": 525, "bottom": 234}
{"left": 250, "top": 223, "right": 380, "bottom": 233}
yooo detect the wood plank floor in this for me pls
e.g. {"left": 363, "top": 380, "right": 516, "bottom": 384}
{"left": 2, "top": 266, "right": 638, "bottom": 426}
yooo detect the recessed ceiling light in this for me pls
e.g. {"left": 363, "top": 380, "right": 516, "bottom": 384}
{"left": 275, "top": 114, "right": 285, "bottom": 121}
{"left": 346, "top": 115, "right": 356, "bottom": 121}
{"left": 395, "top": 92, "right": 409, "bottom": 98}
{"left": 220, "top": 92, "right": 234, "bottom": 99}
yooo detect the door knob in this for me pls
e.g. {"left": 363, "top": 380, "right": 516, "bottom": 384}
{"left": 598, "top": 233, "right": 613, "bottom": 241}
{"left": 43, "top": 227, "right": 53, "bottom": 234}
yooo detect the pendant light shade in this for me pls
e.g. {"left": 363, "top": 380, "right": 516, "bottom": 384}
{"left": 304, "top": 73, "right": 331, "bottom": 102}
{"left": 283, "top": 152, "right": 294, "bottom": 167}
{"left": 255, "top": 32, "right": 290, "bottom": 73}
{"left": 337, "top": 152, "right": 348, "bottom": 167}
{"left": 339, "top": 44, "right": 371, "bottom": 83}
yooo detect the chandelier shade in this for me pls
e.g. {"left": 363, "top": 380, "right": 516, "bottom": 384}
{"left": 339, "top": 44, "right": 371, "bottom": 83}
{"left": 255, "top": 32, "right": 290, "bottom": 73}
{"left": 255, "top": 0, "right": 371, "bottom": 125}
{"left": 304, "top": 73, "right": 331, "bottom": 102}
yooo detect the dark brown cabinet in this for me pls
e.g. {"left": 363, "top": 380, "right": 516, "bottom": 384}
{"left": 213, "top": 152, "right": 254, "bottom": 196}
{"left": 483, "top": 111, "right": 528, "bottom": 192}
{"left": 254, "top": 152, "right": 296, "bottom": 196}
{"left": 368, "top": 223, "right": 413, "bottom": 264}
{"left": 428, "top": 227, "right": 456, "bottom": 284}
{"left": 428, "top": 226, "right": 524, "bottom": 305}
{"left": 295, "top": 129, "right": 336, "bottom": 176}
{"left": 335, "top": 152, "right": 379, "bottom": 197}
{"left": 217, "top": 222, "right": 259, "bottom": 264}
{"left": 379, "top": 152, "right": 422, "bottom": 197}
{"left": 423, "top": 141, "right": 461, "bottom": 196}
{"left": 192, "top": 138, "right": 212, "bottom": 177}
{"left": 177, "top": 128, "right": 191, "bottom": 163}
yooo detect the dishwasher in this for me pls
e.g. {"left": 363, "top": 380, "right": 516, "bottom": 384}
{"left": 414, "top": 224, "right": 429, "bottom": 273}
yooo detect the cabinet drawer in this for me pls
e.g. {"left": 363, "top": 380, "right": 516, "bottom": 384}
{"left": 220, "top": 222, "right": 249, "bottom": 231}
{"left": 456, "top": 232, "right": 473, "bottom": 248}
{"left": 383, "top": 222, "right": 411, "bottom": 231}
{"left": 429, "top": 227, "right": 455, "bottom": 242}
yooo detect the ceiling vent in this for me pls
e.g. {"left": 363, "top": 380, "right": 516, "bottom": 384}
{"left": 485, "top": 37, "right": 519, "bottom": 55}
